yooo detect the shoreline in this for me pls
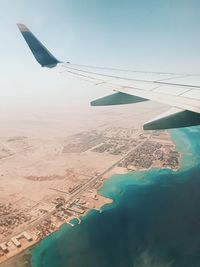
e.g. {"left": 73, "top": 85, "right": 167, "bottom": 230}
{"left": 0, "top": 164, "right": 176, "bottom": 267}
{"left": 0, "top": 191, "right": 113, "bottom": 266}
{"left": 0, "top": 170, "right": 179, "bottom": 267}
{"left": 0, "top": 176, "right": 179, "bottom": 267}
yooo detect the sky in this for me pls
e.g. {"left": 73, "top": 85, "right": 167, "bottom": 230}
{"left": 0, "top": 0, "right": 200, "bottom": 116}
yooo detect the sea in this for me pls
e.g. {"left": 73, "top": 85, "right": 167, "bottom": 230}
{"left": 17, "top": 127, "right": 200, "bottom": 267}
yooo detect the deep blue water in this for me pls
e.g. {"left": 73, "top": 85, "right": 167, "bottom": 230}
{"left": 31, "top": 127, "right": 200, "bottom": 267}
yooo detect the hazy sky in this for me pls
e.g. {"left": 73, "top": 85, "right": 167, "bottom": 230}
{"left": 0, "top": 0, "right": 200, "bottom": 113}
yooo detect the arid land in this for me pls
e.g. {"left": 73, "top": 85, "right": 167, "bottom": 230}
{"left": 0, "top": 101, "right": 180, "bottom": 265}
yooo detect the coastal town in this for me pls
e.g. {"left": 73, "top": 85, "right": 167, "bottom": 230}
{"left": 0, "top": 127, "right": 180, "bottom": 264}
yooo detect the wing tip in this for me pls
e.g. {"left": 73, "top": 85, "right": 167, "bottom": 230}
{"left": 17, "top": 23, "right": 29, "bottom": 32}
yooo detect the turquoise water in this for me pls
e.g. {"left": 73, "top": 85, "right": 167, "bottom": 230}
{"left": 31, "top": 127, "right": 200, "bottom": 267}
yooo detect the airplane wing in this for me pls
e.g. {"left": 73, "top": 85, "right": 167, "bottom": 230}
{"left": 17, "top": 23, "right": 200, "bottom": 130}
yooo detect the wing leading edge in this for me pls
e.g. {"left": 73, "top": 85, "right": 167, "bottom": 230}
{"left": 17, "top": 23, "right": 200, "bottom": 130}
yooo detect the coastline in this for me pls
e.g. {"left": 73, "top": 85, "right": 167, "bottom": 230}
{"left": 0, "top": 127, "right": 194, "bottom": 267}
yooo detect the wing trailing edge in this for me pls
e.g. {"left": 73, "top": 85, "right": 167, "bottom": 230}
{"left": 17, "top": 23, "right": 61, "bottom": 68}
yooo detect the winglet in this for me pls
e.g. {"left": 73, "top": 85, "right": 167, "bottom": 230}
{"left": 17, "top": 23, "right": 61, "bottom": 68}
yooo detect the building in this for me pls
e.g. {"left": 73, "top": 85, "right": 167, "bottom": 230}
{"left": 11, "top": 237, "right": 21, "bottom": 248}
{"left": 23, "top": 231, "right": 32, "bottom": 241}
{"left": 0, "top": 242, "right": 8, "bottom": 253}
